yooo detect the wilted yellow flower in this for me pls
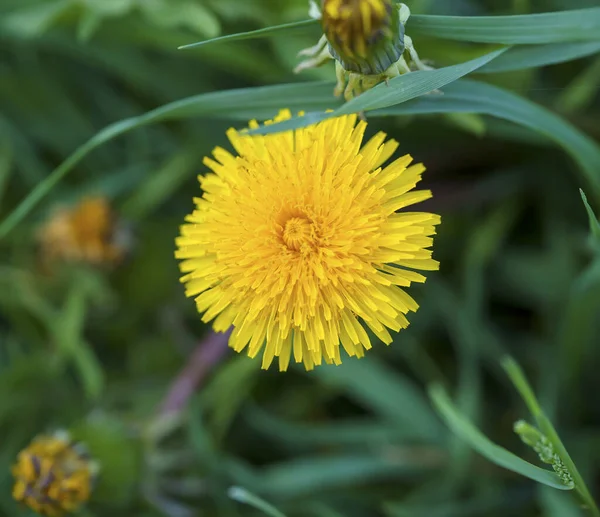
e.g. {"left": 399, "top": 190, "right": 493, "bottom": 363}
{"left": 175, "top": 110, "right": 440, "bottom": 371}
{"left": 296, "top": 1, "right": 432, "bottom": 100}
{"left": 12, "top": 432, "right": 99, "bottom": 516}
{"left": 38, "top": 196, "right": 129, "bottom": 267}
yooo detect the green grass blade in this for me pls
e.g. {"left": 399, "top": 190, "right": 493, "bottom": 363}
{"left": 502, "top": 358, "right": 600, "bottom": 516}
{"left": 177, "top": 8, "right": 600, "bottom": 51}
{"left": 409, "top": 8, "right": 600, "bottom": 44}
{"left": 579, "top": 189, "right": 600, "bottom": 243}
{"left": 251, "top": 49, "right": 507, "bottom": 132}
{"left": 375, "top": 80, "right": 600, "bottom": 202}
{"left": 0, "top": 82, "right": 338, "bottom": 239}
{"left": 178, "top": 19, "right": 317, "bottom": 50}
{"left": 478, "top": 42, "right": 600, "bottom": 74}
{"left": 429, "top": 384, "right": 572, "bottom": 490}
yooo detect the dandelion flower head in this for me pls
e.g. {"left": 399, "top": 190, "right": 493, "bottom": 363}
{"left": 175, "top": 110, "right": 440, "bottom": 371}
{"left": 12, "top": 431, "right": 98, "bottom": 516}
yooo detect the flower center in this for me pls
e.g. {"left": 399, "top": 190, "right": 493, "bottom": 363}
{"left": 283, "top": 217, "right": 313, "bottom": 252}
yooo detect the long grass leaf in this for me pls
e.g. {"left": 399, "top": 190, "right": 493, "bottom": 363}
{"left": 478, "top": 42, "right": 600, "bottom": 74}
{"left": 429, "top": 384, "right": 572, "bottom": 490}
{"left": 177, "top": 8, "right": 600, "bottom": 50}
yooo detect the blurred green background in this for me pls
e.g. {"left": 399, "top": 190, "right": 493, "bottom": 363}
{"left": 1, "top": 0, "right": 599, "bottom": 516}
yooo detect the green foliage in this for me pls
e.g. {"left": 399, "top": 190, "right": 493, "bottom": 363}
{"left": 1, "top": 0, "right": 600, "bottom": 516}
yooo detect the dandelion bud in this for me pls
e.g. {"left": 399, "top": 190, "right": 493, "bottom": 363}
{"left": 296, "top": 2, "right": 432, "bottom": 100}
{"left": 322, "top": 0, "right": 404, "bottom": 75}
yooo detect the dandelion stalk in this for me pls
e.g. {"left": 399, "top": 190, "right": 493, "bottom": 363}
{"left": 160, "top": 330, "right": 231, "bottom": 415}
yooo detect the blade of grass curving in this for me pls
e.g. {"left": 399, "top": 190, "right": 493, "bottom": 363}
{"left": 579, "top": 189, "right": 600, "bottom": 242}
{"left": 478, "top": 41, "right": 600, "bottom": 74}
{"left": 0, "top": 81, "right": 339, "bottom": 239}
{"left": 177, "top": 8, "right": 600, "bottom": 51}
{"left": 373, "top": 80, "right": 600, "bottom": 202}
{"left": 251, "top": 48, "right": 508, "bottom": 134}
{"left": 178, "top": 19, "right": 317, "bottom": 50}
{"left": 429, "top": 384, "right": 572, "bottom": 490}
{"left": 502, "top": 358, "right": 600, "bottom": 516}
{"left": 409, "top": 8, "right": 600, "bottom": 44}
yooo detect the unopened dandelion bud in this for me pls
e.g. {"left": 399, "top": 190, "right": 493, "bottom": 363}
{"left": 322, "top": 0, "right": 404, "bottom": 75}
{"left": 296, "top": 1, "right": 432, "bottom": 100}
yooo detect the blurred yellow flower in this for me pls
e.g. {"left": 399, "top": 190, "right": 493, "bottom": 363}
{"left": 12, "top": 432, "right": 99, "bottom": 516}
{"left": 175, "top": 110, "right": 440, "bottom": 371}
{"left": 38, "top": 196, "right": 128, "bottom": 267}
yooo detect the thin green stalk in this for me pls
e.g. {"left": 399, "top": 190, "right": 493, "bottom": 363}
{"left": 0, "top": 117, "right": 142, "bottom": 239}
{"left": 503, "top": 357, "right": 600, "bottom": 517}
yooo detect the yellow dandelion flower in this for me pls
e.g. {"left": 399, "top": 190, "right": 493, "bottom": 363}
{"left": 38, "top": 196, "right": 129, "bottom": 267}
{"left": 175, "top": 110, "right": 440, "bottom": 372}
{"left": 12, "top": 431, "right": 99, "bottom": 516}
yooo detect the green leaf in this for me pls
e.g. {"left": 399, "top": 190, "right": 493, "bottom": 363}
{"left": 255, "top": 454, "right": 437, "bottom": 498}
{"left": 429, "top": 384, "right": 573, "bottom": 490}
{"left": 579, "top": 189, "right": 600, "bottom": 242}
{"left": 1, "top": 0, "right": 74, "bottom": 37}
{"left": 540, "top": 487, "right": 584, "bottom": 517}
{"left": 409, "top": 8, "right": 600, "bottom": 44}
{"left": 0, "top": 139, "right": 12, "bottom": 211}
{"left": 178, "top": 8, "right": 600, "bottom": 50}
{"left": 477, "top": 42, "right": 600, "bottom": 74}
{"left": 55, "top": 284, "right": 104, "bottom": 399}
{"left": 375, "top": 80, "right": 600, "bottom": 203}
{"left": 228, "top": 487, "right": 287, "bottom": 517}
